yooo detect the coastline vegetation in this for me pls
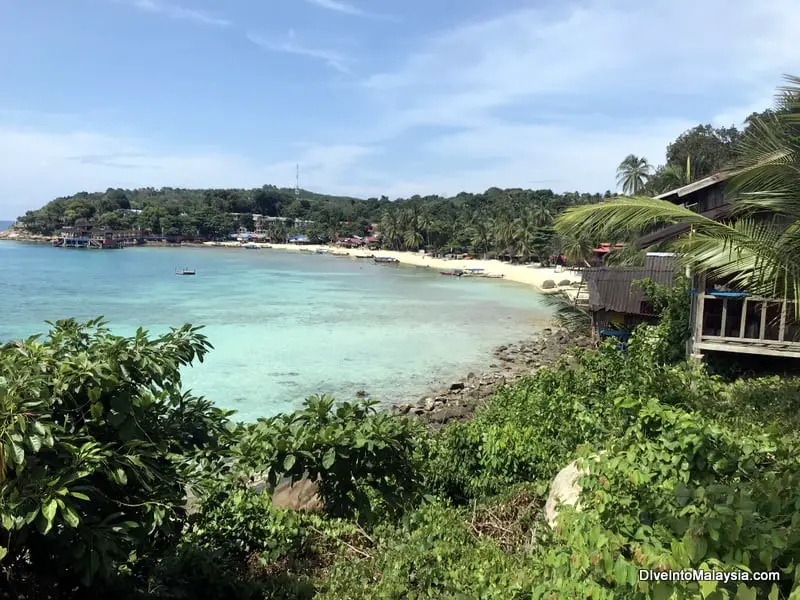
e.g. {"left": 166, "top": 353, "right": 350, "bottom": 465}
{"left": 2, "top": 285, "right": 800, "bottom": 598}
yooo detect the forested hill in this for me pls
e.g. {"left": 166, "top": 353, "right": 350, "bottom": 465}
{"left": 15, "top": 183, "right": 614, "bottom": 245}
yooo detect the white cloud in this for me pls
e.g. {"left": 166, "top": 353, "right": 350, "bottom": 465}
{"left": 128, "top": 0, "right": 230, "bottom": 27}
{"left": 355, "top": 0, "right": 800, "bottom": 193}
{"left": 306, "top": 0, "right": 364, "bottom": 17}
{"left": 0, "top": 126, "right": 373, "bottom": 217}
{"left": 247, "top": 32, "right": 351, "bottom": 74}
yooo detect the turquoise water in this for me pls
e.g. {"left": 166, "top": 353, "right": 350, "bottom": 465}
{"left": 0, "top": 243, "right": 553, "bottom": 420}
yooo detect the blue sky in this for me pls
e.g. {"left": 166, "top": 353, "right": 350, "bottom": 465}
{"left": 1, "top": 0, "right": 798, "bottom": 219}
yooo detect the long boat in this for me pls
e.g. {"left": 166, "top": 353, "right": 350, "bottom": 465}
{"left": 354, "top": 252, "right": 375, "bottom": 259}
{"left": 373, "top": 256, "right": 399, "bottom": 264}
{"left": 440, "top": 269, "right": 463, "bottom": 277}
{"left": 175, "top": 268, "right": 196, "bottom": 276}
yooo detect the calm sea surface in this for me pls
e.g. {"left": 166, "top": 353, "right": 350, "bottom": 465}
{"left": 0, "top": 243, "right": 553, "bottom": 420}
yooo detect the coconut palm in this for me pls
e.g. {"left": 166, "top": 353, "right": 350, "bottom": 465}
{"left": 616, "top": 155, "right": 653, "bottom": 195}
{"left": 556, "top": 75, "right": 800, "bottom": 303}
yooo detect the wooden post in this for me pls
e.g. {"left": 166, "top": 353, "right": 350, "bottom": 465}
{"left": 720, "top": 298, "right": 728, "bottom": 337}
{"left": 739, "top": 299, "right": 748, "bottom": 339}
{"left": 759, "top": 301, "right": 768, "bottom": 340}
{"left": 778, "top": 298, "right": 788, "bottom": 342}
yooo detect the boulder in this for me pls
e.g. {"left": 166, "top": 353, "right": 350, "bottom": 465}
{"left": 272, "top": 478, "right": 323, "bottom": 512}
{"left": 426, "top": 405, "right": 473, "bottom": 424}
{"left": 545, "top": 455, "right": 602, "bottom": 528}
{"left": 450, "top": 382, "right": 465, "bottom": 391}
{"left": 423, "top": 397, "right": 437, "bottom": 411}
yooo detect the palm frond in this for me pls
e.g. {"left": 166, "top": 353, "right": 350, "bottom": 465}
{"left": 541, "top": 291, "right": 591, "bottom": 334}
{"left": 555, "top": 196, "right": 717, "bottom": 240}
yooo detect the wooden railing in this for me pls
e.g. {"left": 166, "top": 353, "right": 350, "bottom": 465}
{"left": 693, "top": 293, "right": 800, "bottom": 358}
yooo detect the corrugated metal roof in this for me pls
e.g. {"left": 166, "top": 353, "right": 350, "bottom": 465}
{"left": 582, "top": 265, "right": 676, "bottom": 315}
{"left": 654, "top": 172, "right": 731, "bottom": 202}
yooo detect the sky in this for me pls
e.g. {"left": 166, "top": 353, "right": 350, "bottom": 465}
{"left": 1, "top": 0, "right": 799, "bottom": 219}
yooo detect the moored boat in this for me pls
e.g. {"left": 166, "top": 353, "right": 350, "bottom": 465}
{"left": 461, "top": 268, "right": 487, "bottom": 277}
{"left": 440, "top": 269, "right": 464, "bottom": 277}
{"left": 175, "top": 268, "right": 196, "bottom": 276}
{"left": 332, "top": 250, "right": 350, "bottom": 257}
{"left": 374, "top": 256, "right": 399, "bottom": 264}
{"left": 315, "top": 248, "right": 331, "bottom": 254}
{"left": 485, "top": 273, "right": 504, "bottom": 279}
{"left": 354, "top": 252, "right": 374, "bottom": 259}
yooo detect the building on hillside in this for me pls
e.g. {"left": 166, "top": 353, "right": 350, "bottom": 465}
{"left": 580, "top": 253, "right": 677, "bottom": 340}
{"left": 581, "top": 172, "right": 800, "bottom": 360}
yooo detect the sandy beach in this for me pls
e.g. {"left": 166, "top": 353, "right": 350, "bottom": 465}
{"left": 204, "top": 241, "right": 582, "bottom": 293}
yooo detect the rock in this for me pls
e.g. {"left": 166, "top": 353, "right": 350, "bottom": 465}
{"left": 490, "top": 363, "right": 499, "bottom": 368}
{"left": 543, "top": 328, "right": 553, "bottom": 335}
{"left": 272, "top": 479, "right": 323, "bottom": 512}
{"left": 427, "top": 405, "right": 473, "bottom": 424}
{"left": 545, "top": 455, "right": 602, "bottom": 529}
{"left": 423, "top": 397, "right": 437, "bottom": 411}
{"left": 450, "top": 382, "right": 465, "bottom": 391}
{"left": 394, "top": 403, "right": 412, "bottom": 415}
{"left": 467, "top": 372, "right": 476, "bottom": 380}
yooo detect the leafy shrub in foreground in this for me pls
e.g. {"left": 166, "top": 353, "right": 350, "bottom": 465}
{"left": 0, "top": 319, "right": 233, "bottom": 595}
{"left": 233, "top": 395, "right": 425, "bottom": 523}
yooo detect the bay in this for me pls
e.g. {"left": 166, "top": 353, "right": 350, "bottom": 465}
{"left": 0, "top": 243, "right": 553, "bottom": 420}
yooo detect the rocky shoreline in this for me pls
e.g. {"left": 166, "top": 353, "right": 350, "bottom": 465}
{"left": 391, "top": 328, "right": 593, "bottom": 428}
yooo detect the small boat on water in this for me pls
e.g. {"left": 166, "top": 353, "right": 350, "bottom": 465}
{"left": 440, "top": 269, "right": 464, "bottom": 277}
{"left": 485, "top": 273, "right": 504, "bottom": 279}
{"left": 243, "top": 242, "right": 261, "bottom": 249}
{"left": 332, "top": 250, "right": 350, "bottom": 257}
{"left": 374, "top": 256, "right": 399, "bottom": 264}
{"left": 176, "top": 268, "right": 196, "bottom": 276}
{"left": 315, "top": 248, "right": 331, "bottom": 254}
{"left": 354, "top": 253, "right": 374, "bottom": 259}
{"left": 461, "top": 268, "right": 487, "bottom": 277}
{"left": 299, "top": 248, "right": 314, "bottom": 253}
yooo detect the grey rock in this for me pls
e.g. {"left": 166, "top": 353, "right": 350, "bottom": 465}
{"left": 450, "top": 382, "right": 465, "bottom": 391}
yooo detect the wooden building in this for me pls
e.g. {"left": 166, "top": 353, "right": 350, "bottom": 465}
{"left": 583, "top": 172, "right": 800, "bottom": 359}
{"left": 580, "top": 253, "right": 677, "bottom": 339}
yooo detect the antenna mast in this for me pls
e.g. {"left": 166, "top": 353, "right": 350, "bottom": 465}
{"left": 295, "top": 164, "right": 301, "bottom": 203}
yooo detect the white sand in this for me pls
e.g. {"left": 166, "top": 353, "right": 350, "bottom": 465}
{"left": 246, "top": 243, "right": 583, "bottom": 293}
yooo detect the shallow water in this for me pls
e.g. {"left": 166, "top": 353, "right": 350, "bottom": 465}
{"left": 0, "top": 243, "right": 553, "bottom": 420}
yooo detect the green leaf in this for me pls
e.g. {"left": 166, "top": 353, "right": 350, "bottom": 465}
{"left": 9, "top": 441, "right": 24, "bottom": 466}
{"left": 734, "top": 584, "right": 757, "bottom": 600}
{"left": 28, "top": 434, "right": 42, "bottom": 453}
{"left": 71, "top": 492, "right": 91, "bottom": 501}
{"left": 283, "top": 454, "right": 296, "bottom": 471}
{"left": 61, "top": 504, "right": 80, "bottom": 528}
{"left": 42, "top": 499, "right": 57, "bottom": 524}
{"left": 0, "top": 546, "right": 7, "bottom": 562}
{"left": 322, "top": 448, "right": 336, "bottom": 470}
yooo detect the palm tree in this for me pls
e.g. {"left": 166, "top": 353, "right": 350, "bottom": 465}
{"left": 556, "top": 75, "right": 800, "bottom": 303}
{"left": 380, "top": 210, "right": 401, "bottom": 250}
{"left": 514, "top": 210, "right": 539, "bottom": 261}
{"left": 469, "top": 211, "right": 494, "bottom": 257}
{"left": 616, "top": 155, "right": 653, "bottom": 195}
{"left": 654, "top": 155, "right": 693, "bottom": 194}
{"left": 531, "top": 199, "right": 555, "bottom": 227}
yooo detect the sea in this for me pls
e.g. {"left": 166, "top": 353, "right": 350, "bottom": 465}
{"left": 0, "top": 242, "right": 554, "bottom": 420}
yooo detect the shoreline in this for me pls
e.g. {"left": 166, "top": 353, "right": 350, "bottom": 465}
{"left": 396, "top": 328, "right": 592, "bottom": 428}
{"left": 200, "top": 241, "right": 583, "bottom": 293}
{"left": 0, "top": 234, "right": 583, "bottom": 293}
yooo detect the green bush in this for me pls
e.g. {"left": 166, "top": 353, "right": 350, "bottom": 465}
{"left": 0, "top": 319, "right": 232, "bottom": 595}
{"left": 232, "top": 395, "right": 425, "bottom": 523}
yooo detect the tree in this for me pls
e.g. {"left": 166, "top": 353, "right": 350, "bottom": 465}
{"left": 0, "top": 319, "right": 232, "bottom": 595}
{"left": 665, "top": 123, "right": 742, "bottom": 180}
{"left": 556, "top": 75, "right": 800, "bottom": 304}
{"left": 616, "top": 155, "right": 653, "bottom": 195}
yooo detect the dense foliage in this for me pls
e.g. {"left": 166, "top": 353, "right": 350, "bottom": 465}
{"left": 3, "top": 302, "right": 800, "bottom": 598}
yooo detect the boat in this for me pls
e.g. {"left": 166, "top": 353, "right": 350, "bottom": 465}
{"left": 243, "top": 242, "right": 260, "bottom": 249}
{"left": 485, "top": 274, "right": 505, "bottom": 279}
{"left": 440, "top": 269, "right": 464, "bottom": 277}
{"left": 354, "top": 253, "right": 375, "bottom": 259}
{"left": 176, "top": 268, "right": 196, "bottom": 276}
{"left": 299, "top": 248, "right": 314, "bottom": 253}
{"left": 461, "top": 268, "right": 487, "bottom": 277}
{"left": 332, "top": 250, "right": 350, "bottom": 257}
{"left": 374, "top": 256, "right": 399, "bottom": 264}
{"left": 315, "top": 248, "right": 331, "bottom": 254}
